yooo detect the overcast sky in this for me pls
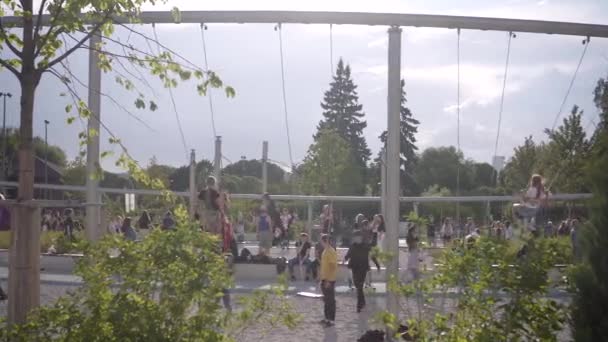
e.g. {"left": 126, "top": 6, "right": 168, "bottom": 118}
{"left": 1, "top": 0, "right": 607, "bottom": 172}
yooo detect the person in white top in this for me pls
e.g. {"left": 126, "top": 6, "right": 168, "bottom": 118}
{"left": 515, "top": 174, "right": 549, "bottom": 233}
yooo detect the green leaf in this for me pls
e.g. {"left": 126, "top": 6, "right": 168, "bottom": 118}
{"left": 171, "top": 6, "right": 182, "bottom": 23}
{"left": 149, "top": 101, "right": 158, "bottom": 111}
{"left": 225, "top": 86, "right": 236, "bottom": 98}
{"left": 66, "top": 117, "right": 76, "bottom": 124}
{"left": 135, "top": 98, "right": 145, "bottom": 109}
{"left": 65, "top": 104, "right": 73, "bottom": 113}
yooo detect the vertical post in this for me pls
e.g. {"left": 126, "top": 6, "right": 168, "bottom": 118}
{"left": 8, "top": 205, "right": 41, "bottom": 324}
{"left": 413, "top": 202, "right": 419, "bottom": 216}
{"left": 189, "top": 149, "right": 197, "bottom": 218}
{"left": 0, "top": 92, "right": 10, "bottom": 181}
{"left": 386, "top": 26, "right": 402, "bottom": 322}
{"left": 44, "top": 120, "right": 49, "bottom": 199}
{"left": 85, "top": 33, "right": 102, "bottom": 241}
{"left": 262, "top": 141, "right": 268, "bottom": 193}
{"left": 214, "top": 136, "right": 222, "bottom": 182}
{"left": 307, "top": 200, "right": 313, "bottom": 239}
{"left": 380, "top": 147, "right": 387, "bottom": 218}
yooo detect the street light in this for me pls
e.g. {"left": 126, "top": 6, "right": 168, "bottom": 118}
{"left": 0, "top": 92, "right": 12, "bottom": 181}
{"left": 44, "top": 119, "right": 50, "bottom": 199}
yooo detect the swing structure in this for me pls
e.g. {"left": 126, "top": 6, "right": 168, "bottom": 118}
{"left": 4, "top": 9, "right": 608, "bottom": 324}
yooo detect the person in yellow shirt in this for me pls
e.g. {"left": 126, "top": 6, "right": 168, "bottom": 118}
{"left": 319, "top": 234, "right": 337, "bottom": 327}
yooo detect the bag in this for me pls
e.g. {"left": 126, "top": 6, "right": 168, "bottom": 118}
{"left": 240, "top": 248, "right": 252, "bottom": 261}
{"left": 276, "top": 257, "right": 287, "bottom": 274}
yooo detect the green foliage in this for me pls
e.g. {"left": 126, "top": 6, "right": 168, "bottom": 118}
{"left": 382, "top": 237, "right": 571, "bottom": 341}
{"left": 315, "top": 58, "right": 370, "bottom": 191}
{"left": 300, "top": 129, "right": 362, "bottom": 195}
{"left": 1, "top": 208, "right": 298, "bottom": 340}
{"left": 414, "top": 146, "right": 474, "bottom": 194}
{"left": 570, "top": 108, "right": 608, "bottom": 341}
{"left": 223, "top": 159, "right": 285, "bottom": 185}
{"left": 378, "top": 79, "right": 420, "bottom": 195}
{"left": 501, "top": 136, "right": 543, "bottom": 192}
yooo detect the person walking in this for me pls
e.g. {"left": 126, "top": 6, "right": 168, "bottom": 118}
{"left": 344, "top": 230, "right": 370, "bottom": 313}
{"left": 319, "top": 234, "right": 337, "bottom": 327}
{"left": 63, "top": 208, "right": 76, "bottom": 240}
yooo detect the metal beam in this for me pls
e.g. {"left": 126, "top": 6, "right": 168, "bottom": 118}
{"left": 0, "top": 181, "right": 593, "bottom": 203}
{"left": 3, "top": 11, "right": 608, "bottom": 37}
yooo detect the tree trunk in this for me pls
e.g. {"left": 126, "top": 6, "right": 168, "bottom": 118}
{"left": 8, "top": 0, "right": 41, "bottom": 324}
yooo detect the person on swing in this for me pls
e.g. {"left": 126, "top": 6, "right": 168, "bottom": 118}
{"left": 516, "top": 174, "right": 549, "bottom": 233}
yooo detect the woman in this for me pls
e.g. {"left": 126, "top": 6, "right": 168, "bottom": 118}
{"left": 280, "top": 208, "right": 292, "bottom": 249}
{"left": 108, "top": 215, "right": 122, "bottom": 234}
{"left": 516, "top": 174, "right": 549, "bottom": 233}
{"left": 320, "top": 204, "right": 333, "bottom": 235}
{"left": 406, "top": 224, "right": 420, "bottom": 281}
{"left": 121, "top": 217, "right": 137, "bottom": 241}
{"left": 199, "top": 176, "right": 222, "bottom": 236}
{"left": 441, "top": 217, "right": 454, "bottom": 244}
{"left": 256, "top": 206, "right": 273, "bottom": 255}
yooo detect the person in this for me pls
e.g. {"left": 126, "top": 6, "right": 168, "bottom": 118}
{"left": 557, "top": 220, "right": 569, "bottom": 236}
{"left": 427, "top": 217, "right": 436, "bottom": 247}
{"left": 121, "top": 217, "right": 137, "bottom": 241}
{"left": 161, "top": 211, "right": 175, "bottom": 230}
{"left": 288, "top": 233, "right": 312, "bottom": 280}
{"left": 371, "top": 214, "right": 386, "bottom": 251}
{"left": 495, "top": 222, "right": 505, "bottom": 240}
{"left": 406, "top": 224, "right": 420, "bottom": 281}
{"left": 344, "top": 229, "right": 370, "bottom": 313}
{"left": 309, "top": 239, "right": 324, "bottom": 280}
{"left": 441, "top": 217, "right": 453, "bottom": 244}
{"left": 63, "top": 208, "right": 76, "bottom": 240}
{"left": 544, "top": 221, "right": 555, "bottom": 238}
{"left": 108, "top": 215, "right": 122, "bottom": 234}
{"left": 235, "top": 211, "right": 245, "bottom": 243}
{"left": 262, "top": 192, "right": 283, "bottom": 235}
{"left": 516, "top": 174, "right": 549, "bottom": 233}
{"left": 319, "top": 234, "right": 337, "bottom": 328}
{"left": 570, "top": 219, "right": 581, "bottom": 261}
{"left": 320, "top": 204, "right": 333, "bottom": 235}
{"left": 138, "top": 210, "right": 152, "bottom": 230}
{"left": 504, "top": 221, "right": 514, "bottom": 240}
{"left": 280, "top": 208, "right": 292, "bottom": 249}
{"left": 199, "top": 176, "right": 222, "bottom": 235}
{"left": 41, "top": 210, "right": 51, "bottom": 231}
{"left": 464, "top": 217, "right": 475, "bottom": 236}
{"left": 256, "top": 206, "right": 273, "bottom": 255}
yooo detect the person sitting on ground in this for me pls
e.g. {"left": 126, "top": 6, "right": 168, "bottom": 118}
{"left": 121, "top": 217, "right": 137, "bottom": 241}
{"left": 288, "top": 233, "right": 312, "bottom": 281}
{"left": 138, "top": 210, "right": 152, "bottom": 230}
{"left": 162, "top": 211, "right": 175, "bottom": 230}
{"left": 256, "top": 206, "right": 273, "bottom": 256}
{"left": 344, "top": 229, "right": 371, "bottom": 313}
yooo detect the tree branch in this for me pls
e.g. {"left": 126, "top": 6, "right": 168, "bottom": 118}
{"left": 34, "top": 0, "right": 65, "bottom": 58}
{"left": 0, "top": 58, "right": 21, "bottom": 79}
{"left": 43, "top": 13, "right": 111, "bottom": 71}
{"left": 33, "top": 0, "right": 48, "bottom": 43}
{"left": 0, "top": 17, "right": 23, "bottom": 58}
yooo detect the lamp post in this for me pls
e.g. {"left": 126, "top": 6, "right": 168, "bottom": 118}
{"left": 44, "top": 120, "right": 49, "bottom": 199}
{"left": 0, "top": 92, "right": 12, "bottom": 181}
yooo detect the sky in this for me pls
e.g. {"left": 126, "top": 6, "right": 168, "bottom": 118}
{"left": 1, "top": 0, "right": 608, "bottom": 173}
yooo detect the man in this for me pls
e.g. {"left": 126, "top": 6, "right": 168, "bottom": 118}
{"left": 288, "top": 233, "right": 312, "bottom": 281}
{"left": 319, "top": 234, "right": 337, "bottom": 327}
{"left": 344, "top": 230, "right": 370, "bottom": 313}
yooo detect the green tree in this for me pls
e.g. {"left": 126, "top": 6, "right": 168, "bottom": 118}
{"left": 315, "top": 58, "right": 370, "bottom": 177}
{"left": 542, "top": 105, "right": 591, "bottom": 193}
{"left": 169, "top": 159, "right": 214, "bottom": 192}
{"left": 414, "top": 146, "right": 473, "bottom": 193}
{"left": 570, "top": 87, "right": 608, "bottom": 342}
{"left": 471, "top": 162, "right": 497, "bottom": 189}
{"left": 301, "top": 129, "right": 361, "bottom": 195}
{"left": 379, "top": 79, "right": 420, "bottom": 195}
{"left": 223, "top": 159, "right": 285, "bottom": 184}
{"left": 501, "top": 136, "right": 543, "bottom": 192}
{"left": 1, "top": 0, "right": 233, "bottom": 320}
{"left": 593, "top": 75, "right": 608, "bottom": 132}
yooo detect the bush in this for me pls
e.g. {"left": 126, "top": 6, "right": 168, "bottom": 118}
{"left": 0, "top": 207, "right": 298, "bottom": 340}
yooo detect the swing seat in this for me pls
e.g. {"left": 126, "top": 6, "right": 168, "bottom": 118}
{"left": 297, "top": 292, "right": 323, "bottom": 298}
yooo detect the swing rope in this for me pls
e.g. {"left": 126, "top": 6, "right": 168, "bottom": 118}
{"left": 493, "top": 32, "right": 516, "bottom": 159}
{"left": 456, "top": 28, "right": 461, "bottom": 221}
{"left": 200, "top": 24, "right": 218, "bottom": 139}
{"left": 550, "top": 37, "right": 590, "bottom": 131}
{"left": 152, "top": 24, "right": 189, "bottom": 160}
{"left": 275, "top": 23, "right": 295, "bottom": 170}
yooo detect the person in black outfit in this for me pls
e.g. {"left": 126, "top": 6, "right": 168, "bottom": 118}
{"left": 288, "top": 233, "right": 312, "bottom": 280}
{"left": 344, "top": 230, "right": 371, "bottom": 312}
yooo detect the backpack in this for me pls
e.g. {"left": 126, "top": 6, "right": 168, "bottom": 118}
{"left": 275, "top": 257, "right": 287, "bottom": 274}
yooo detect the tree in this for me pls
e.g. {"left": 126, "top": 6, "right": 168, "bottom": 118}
{"left": 379, "top": 79, "right": 420, "bottom": 195}
{"left": 471, "top": 162, "right": 496, "bottom": 189}
{"left": 300, "top": 129, "right": 362, "bottom": 195}
{"left": 593, "top": 75, "right": 608, "bottom": 132}
{"left": 571, "top": 82, "right": 608, "bottom": 342}
{"left": 1, "top": 0, "right": 233, "bottom": 322}
{"left": 414, "top": 146, "right": 473, "bottom": 193}
{"left": 315, "top": 58, "right": 370, "bottom": 174}
{"left": 223, "top": 159, "right": 285, "bottom": 184}
{"left": 542, "top": 105, "right": 591, "bottom": 193}
{"left": 169, "top": 159, "right": 214, "bottom": 192}
{"left": 501, "top": 136, "right": 543, "bottom": 192}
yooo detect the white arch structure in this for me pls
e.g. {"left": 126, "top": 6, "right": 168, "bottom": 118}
{"left": 4, "top": 10, "right": 608, "bottom": 324}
